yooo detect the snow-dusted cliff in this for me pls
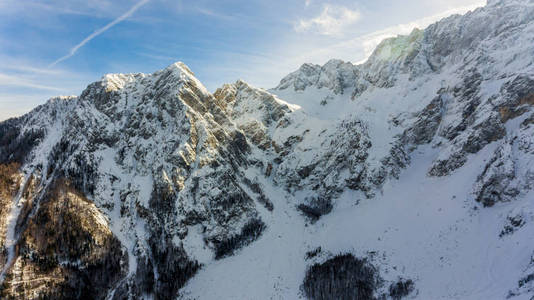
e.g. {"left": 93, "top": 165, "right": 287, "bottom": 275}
{"left": 0, "top": 0, "right": 533, "bottom": 299}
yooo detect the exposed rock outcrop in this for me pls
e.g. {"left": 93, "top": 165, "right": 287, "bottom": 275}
{"left": 0, "top": 1, "right": 533, "bottom": 298}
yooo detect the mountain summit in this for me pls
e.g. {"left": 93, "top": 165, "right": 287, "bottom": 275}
{"left": 1, "top": 1, "right": 534, "bottom": 299}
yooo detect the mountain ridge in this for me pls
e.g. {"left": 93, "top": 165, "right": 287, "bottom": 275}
{"left": 0, "top": 0, "right": 534, "bottom": 299}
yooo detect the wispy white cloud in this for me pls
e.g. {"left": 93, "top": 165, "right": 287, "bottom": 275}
{"left": 195, "top": 7, "right": 236, "bottom": 21}
{"left": 2, "top": 64, "right": 63, "bottom": 76}
{"left": 0, "top": 0, "right": 120, "bottom": 19}
{"left": 50, "top": 0, "right": 150, "bottom": 67}
{"left": 0, "top": 73, "right": 65, "bottom": 91}
{"left": 0, "top": 54, "right": 96, "bottom": 120}
{"left": 0, "top": 0, "right": 488, "bottom": 122}
{"left": 225, "top": 1, "right": 486, "bottom": 91}
{"left": 295, "top": 5, "right": 361, "bottom": 36}
{"left": 354, "top": 1, "right": 486, "bottom": 63}
{"left": 290, "top": 1, "right": 485, "bottom": 66}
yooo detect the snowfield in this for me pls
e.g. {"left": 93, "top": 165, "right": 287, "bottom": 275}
{"left": 181, "top": 143, "right": 534, "bottom": 299}
{"left": 1, "top": 0, "right": 534, "bottom": 299}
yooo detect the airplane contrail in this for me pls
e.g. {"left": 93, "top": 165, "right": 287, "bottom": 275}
{"left": 49, "top": 0, "right": 150, "bottom": 67}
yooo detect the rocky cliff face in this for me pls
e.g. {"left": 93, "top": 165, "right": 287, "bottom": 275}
{"left": 1, "top": 0, "right": 534, "bottom": 299}
{"left": 273, "top": 0, "right": 534, "bottom": 207}
{"left": 0, "top": 63, "right": 271, "bottom": 299}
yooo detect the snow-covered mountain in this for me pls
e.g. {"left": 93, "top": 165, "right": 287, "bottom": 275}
{"left": 0, "top": 0, "right": 533, "bottom": 299}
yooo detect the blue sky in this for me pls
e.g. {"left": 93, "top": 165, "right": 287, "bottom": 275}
{"left": 0, "top": 0, "right": 486, "bottom": 120}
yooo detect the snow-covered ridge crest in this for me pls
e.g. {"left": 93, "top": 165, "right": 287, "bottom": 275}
{"left": 0, "top": 0, "right": 534, "bottom": 299}
{"left": 275, "top": 0, "right": 534, "bottom": 96}
{"left": 100, "top": 61, "right": 205, "bottom": 94}
{"left": 487, "top": 0, "right": 534, "bottom": 7}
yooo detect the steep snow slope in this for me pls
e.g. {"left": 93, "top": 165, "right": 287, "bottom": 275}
{"left": 0, "top": 0, "right": 533, "bottom": 299}
{"left": 182, "top": 0, "right": 534, "bottom": 299}
{"left": 181, "top": 144, "right": 534, "bottom": 299}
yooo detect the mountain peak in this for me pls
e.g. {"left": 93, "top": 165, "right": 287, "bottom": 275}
{"left": 99, "top": 61, "right": 199, "bottom": 93}
{"left": 162, "top": 61, "right": 196, "bottom": 77}
{"left": 1, "top": 1, "right": 534, "bottom": 299}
